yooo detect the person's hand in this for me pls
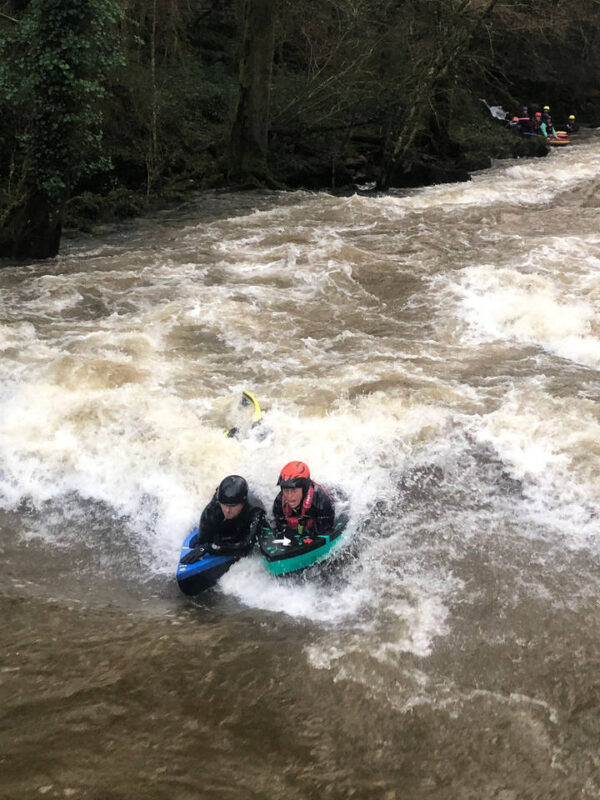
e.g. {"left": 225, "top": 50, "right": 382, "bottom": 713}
{"left": 180, "top": 546, "right": 207, "bottom": 564}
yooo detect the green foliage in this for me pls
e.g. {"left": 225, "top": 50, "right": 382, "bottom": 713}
{"left": 64, "top": 187, "right": 144, "bottom": 229}
{"left": 3, "top": 0, "right": 600, "bottom": 235}
{"left": 101, "top": 57, "right": 236, "bottom": 194}
{"left": 0, "top": 0, "right": 123, "bottom": 204}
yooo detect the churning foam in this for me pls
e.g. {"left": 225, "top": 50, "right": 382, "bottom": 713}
{"left": 383, "top": 137, "right": 600, "bottom": 212}
{"left": 451, "top": 264, "right": 600, "bottom": 368}
{"left": 472, "top": 387, "right": 600, "bottom": 540}
{"left": 2, "top": 134, "right": 600, "bottom": 666}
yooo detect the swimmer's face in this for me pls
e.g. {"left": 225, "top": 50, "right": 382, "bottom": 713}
{"left": 282, "top": 487, "right": 303, "bottom": 507}
{"left": 220, "top": 502, "right": 243, "bottom": 519}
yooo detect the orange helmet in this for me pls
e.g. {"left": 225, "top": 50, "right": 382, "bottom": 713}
{"left": 278, "top": 461, "right": 310, "bottom": 488}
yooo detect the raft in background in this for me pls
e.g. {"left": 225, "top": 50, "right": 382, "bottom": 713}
{"left": 258, "top": 514, "right": 349, "bottom": 576}
{"left": 176, "top": 528, "right": 239, "bottom": 594}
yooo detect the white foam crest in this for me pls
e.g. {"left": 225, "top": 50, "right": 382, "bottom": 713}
{"left": 0, "top": 321, "right": 37, "bottom": 352}
{"left": 472, "top": 388, "right": 600, "bottom": 537}
{"left": 0, "top": 360, "right": 451, "bottom": 583}
{"left": 372, "top": 593, "right": 450, "bottom": 659}
{"left": 212, "top": 396, "right": 454, "bottom": 626}
{"left": 381, "top": 139, "right": 600, "bottom": 213}
{"left": 304, "top": 580, "right": 453, "bottom": 675}
{"left": 248, "top": 396, "right": 450, "bottom": 515}
{"left": 0, "top": 380, "right": 245, "bottom": 557}
{"left": 449, "top": 264, "right": 600, "bottom": 368}
{"left": 219, "top": 555, "right": 371, "bottom": 622}
{"left": 223, "top": 528, "right": 454, "bottom": 641}
{"left": 394, "top": 687, "right": 560, "bottom": 725}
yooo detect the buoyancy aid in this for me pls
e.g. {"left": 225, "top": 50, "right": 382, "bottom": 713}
{"left": 282, "top": 484, "right": 314, "bottom": 529}
{"left": 282, "top": 482, "right": 335, "bottom": 531}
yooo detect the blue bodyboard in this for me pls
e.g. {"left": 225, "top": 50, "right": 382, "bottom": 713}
{"left": 176, "top": 528, "right": 238, "bottom": 595}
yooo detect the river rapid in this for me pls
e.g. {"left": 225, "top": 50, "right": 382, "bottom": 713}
{"left": 2, "top": 134, "right": 600, "bottom": 799}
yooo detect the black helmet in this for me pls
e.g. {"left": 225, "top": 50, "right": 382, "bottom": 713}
{"left": 216, "top": 475, "right": 248, "bottom": 505}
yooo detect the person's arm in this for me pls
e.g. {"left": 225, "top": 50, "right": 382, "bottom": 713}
{"left": 247, "top": 506, "right": 266, "bottom": 545}
{"left": 180, "top": 501, "right": 215, "bottom": 563}
{"left": 308, "top": 488, "right": 335, "bottom": 535}
{"left": 196, "top": 498, "right": 220, "bottom": 546}
{"left": 220, "top": 506, "right": 265, "bottom": 554}
{"left": 273, "top": 492, "right": 286, "bottom": 532}
{"left": 196, "top": 505, "right": 211, "bottom": 545}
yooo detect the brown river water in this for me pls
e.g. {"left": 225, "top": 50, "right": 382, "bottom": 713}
{"left": 1, "top": 134, "right": 600, "bottom": 799}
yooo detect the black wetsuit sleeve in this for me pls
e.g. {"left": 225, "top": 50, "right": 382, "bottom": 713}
{"left": 309, "top": 488, "right": 335, "bottom": 534}
{"left": 196, "top": 500, "right": 219, "bottom": 546}
{"left": 248, "top": 505, "right": 266, "bottom": 539}
{"left": 233, "top": 505, "right": 265, "bottom": 551}
{"left": 272, "top": 492, "right": 285, "bottom": 531}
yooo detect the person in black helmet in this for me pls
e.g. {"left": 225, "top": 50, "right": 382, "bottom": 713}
{"left": 188, "top": 475, "right": 265, "bottom": 558}
{"left": 540, "top": 115, "right": 558, "bottom": 140}
{"left": 273, "top": 461, "right": 335, "bottom": 535}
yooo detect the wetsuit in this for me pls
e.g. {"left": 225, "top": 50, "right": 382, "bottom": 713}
{"left": 517, "top": 116, "right": 533, "bottom": 134}
{"left": 195, "top": 494, "right": 265, "bottom": 555}
{"left": 273, "top": 482, "right": 335, "bottom": 535}
{"left": 540, "top": 121, "right": 558, "bottom": 139}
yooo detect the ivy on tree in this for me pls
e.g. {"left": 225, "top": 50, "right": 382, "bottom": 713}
{"left": 0, "top": 0, "right": 122, "bottom": 259}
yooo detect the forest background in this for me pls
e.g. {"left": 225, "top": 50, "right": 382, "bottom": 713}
{"left": 1, "top": 0, "right": 599, "bottom": 259}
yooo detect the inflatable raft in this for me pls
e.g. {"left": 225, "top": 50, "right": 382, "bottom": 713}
{"left": 258, "top": 514, "right": 349, "bottom": 576}
{"left": 176, "top": 528, "right": 239, "bottom": 594}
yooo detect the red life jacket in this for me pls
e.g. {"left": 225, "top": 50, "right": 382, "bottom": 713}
{"left": 282, "top": 484, "right": 315, "bottom": 530}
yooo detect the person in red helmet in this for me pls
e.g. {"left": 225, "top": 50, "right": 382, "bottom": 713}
{"left": 273, "top": 461, "right": 335, "bottom": 535}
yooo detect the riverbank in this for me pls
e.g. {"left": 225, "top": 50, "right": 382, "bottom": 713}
{"left": 63, "top": 105, "right": 552, "bottom": 232}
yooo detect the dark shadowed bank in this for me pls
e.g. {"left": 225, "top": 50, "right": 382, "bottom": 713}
{"left": 1, "top": 0, "right": 599, "bottom": 253}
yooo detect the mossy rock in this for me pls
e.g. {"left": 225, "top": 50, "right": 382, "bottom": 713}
{"left": 104, "top": 187, "right": 145, "bottom": 219}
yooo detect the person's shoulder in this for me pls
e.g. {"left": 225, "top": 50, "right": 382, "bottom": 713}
{"left": 247, "top": 493, "right": 266, "bottom": 512}
{"left": 201, "top": 495, "right": 220, "bottom": 515}
{"left": 272, "top": 490, "right": 283, "bottom": 510}
{"left": 313, "top": 482, "right": 334, "bottom": 504}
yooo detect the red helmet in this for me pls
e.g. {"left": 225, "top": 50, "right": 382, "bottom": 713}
{"left": 278, "top": 461, "right": 310, "bottom": 489}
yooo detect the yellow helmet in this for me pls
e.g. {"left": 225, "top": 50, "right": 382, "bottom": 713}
{"left": 569, "top": 115, "right": 575, "bottom": 120}
{"left": 543, "top": 105, "right": 550, "bottom": 110}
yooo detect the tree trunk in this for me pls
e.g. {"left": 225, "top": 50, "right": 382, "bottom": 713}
{"left": 0, "top": 190, "right": 62, "bottom": 261}
{"left": 146, "top": 0, "right": 159, "bottom": 202}
{"left": 228, "top": 0, "right": 276, "bottom": 184}
{"left": 379, "top": 0, "right": 499, "bottom": 189}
